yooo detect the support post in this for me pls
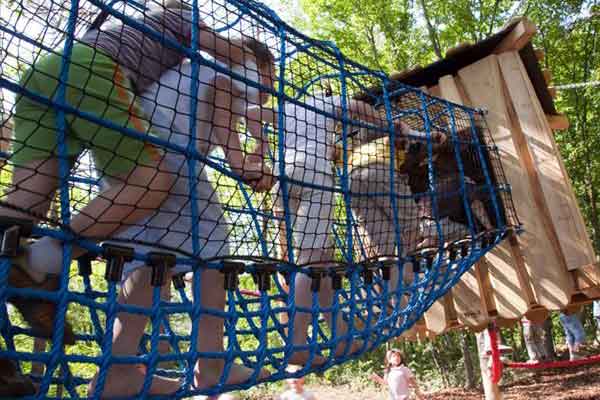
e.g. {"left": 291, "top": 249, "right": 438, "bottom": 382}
{"left": 476, "top": 329, "right": 503, "bottom": 400}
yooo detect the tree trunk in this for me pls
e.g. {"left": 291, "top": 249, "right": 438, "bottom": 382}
{"left": 461, "top": 331, "right": 476, "bottom": 389}
{"left": 430, "top": 340, "right": 450, "bottom": 387}
{"left": 417, "top": 0, "right": 443, "bottom": 59}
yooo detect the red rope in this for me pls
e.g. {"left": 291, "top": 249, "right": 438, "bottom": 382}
{"left": 505, "top": 354, "right": 600, "bottom": 369}
{"left": 488, "top": 325, "right": 503, "bottom": 384}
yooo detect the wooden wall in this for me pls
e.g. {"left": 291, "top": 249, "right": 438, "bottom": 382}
{"left": 409, "top": 49, "right": 600, "bottom": 335}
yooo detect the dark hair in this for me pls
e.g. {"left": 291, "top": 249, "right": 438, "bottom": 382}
{"left": 242, "top": 37, "right": 275, "bottom": 70}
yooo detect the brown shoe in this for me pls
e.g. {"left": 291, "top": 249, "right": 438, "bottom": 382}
{"left": 0, "top": 357, "right": 36, "bottom": 397}
{"left": 8, "top": 264, "right": 75, "bottom": 345}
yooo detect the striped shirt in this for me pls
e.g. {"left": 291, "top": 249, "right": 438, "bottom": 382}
{"left": 81, "top": 7, "right": 194, "bottom": 93}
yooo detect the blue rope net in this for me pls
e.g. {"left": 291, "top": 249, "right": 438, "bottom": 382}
{"left": 0, "top": 0, "right": 519, "bottom": 398}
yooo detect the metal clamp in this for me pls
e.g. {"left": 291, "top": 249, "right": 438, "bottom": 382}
{"left": 222, "top": 261, "right": 245, "bottom": 291}
{"left": 147, "top": 252, "right": 176, "bottom": 287}
{"left": 252, "top": 263, "right": 277, "bottom": 292}
{"left": 172, "top": 273, "right": 186, "bottom": 290}
{"left": 308, "top": 267, "right": 323, "bottom": 292}
{"left": 0, "top": 217, "right": 33, "bottom": 258}
{"left": 102, "top": 244, "right": 134, "bottom": 282}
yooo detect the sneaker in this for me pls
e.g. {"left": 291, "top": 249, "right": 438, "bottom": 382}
{"left": 0, "top": 357, "right": 36, "bottom": 397}
{"left": 8, "top": 264, "right": 75, "bottom": 345}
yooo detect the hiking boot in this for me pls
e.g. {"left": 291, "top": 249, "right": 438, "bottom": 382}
{"left": 0, "top": 357, "right": 36, "bottom": 397}
{"left": 8, "top": 264, "right": 75, "bottom": 345}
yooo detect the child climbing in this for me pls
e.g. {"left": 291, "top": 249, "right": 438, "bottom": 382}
{"left": 402, "top": 125, "right": 497, "bottom": 249}
{"left": 272, "top": 93, "right": 417, "bottom": 365}
{"left": 372, "top": 348, "right": 423, "bottom": 400}
{"left": 87, "top": 36, "right": 276, "bottom": 398}
{"left": 3, "top": 0, "right": 250, "bottom": 346}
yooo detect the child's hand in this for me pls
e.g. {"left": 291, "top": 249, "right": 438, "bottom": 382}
{"left": 239, "top": 162, "right": 275, "bottom": 192}
{"left": 370, "top": 373, "right": 386, "bottom": 386}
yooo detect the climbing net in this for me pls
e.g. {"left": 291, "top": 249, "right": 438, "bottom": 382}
{"left": 0, "top": 0, "right": 518, "bottom": 398}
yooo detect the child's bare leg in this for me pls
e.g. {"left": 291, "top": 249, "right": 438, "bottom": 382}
{"left": 88, "top": 268, "right": 181, "bottom": 398}
{"left": 193, "top": 268, "right": 269, "bottom": 389}
{"left": 286, "top": 269, "right": 327, "bottom": 366}
{"left": 29, "top": 160, "right": 174, "bottom": 273}
{"left": 317, "top": 276, "right": 364, "bottom": 357}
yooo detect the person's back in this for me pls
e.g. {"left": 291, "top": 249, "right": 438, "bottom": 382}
{"left": 82, "top": 8, "right": 190, "bottom": 93}
{"left": 282, "top": 95, "right": 338, "bottom": 176}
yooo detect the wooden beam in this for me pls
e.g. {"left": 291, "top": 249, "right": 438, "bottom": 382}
{"left": 547, "top": 114, "right": 570, "bottom": 130}
{"left": 572, "top": 262, "right": 600, "bottom": 299}
{"left": 459, "top": 54, "right": 572, "bottom": 310}
{"left": 428, "top": 85, "right": 441, "bottom": 97}
{"left": 498, "top": 51, "right": 595, "bottom": 273}
{"left": 494, "top": 18, "right": 537, "bottom": 54}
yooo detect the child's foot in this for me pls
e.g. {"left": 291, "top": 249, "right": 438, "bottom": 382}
{"left": 8, "top": 264, "right": 75, "bottom": 345}
{"left": 193, "top": 361, "right": 270, "bottom": 390}
{"left": 88, "top": 364, "right": 181, "bottom": 398}
{"left": 0, "top": 357, "right": 36, "bottom": 397}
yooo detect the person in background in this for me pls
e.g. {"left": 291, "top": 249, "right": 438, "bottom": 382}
{"left": 559, "top": 308, "right": 586, "bottom": 361}
{"left": 521, "top": 316, "right": 552, "bottom": 363}
{"left": 277, "top": 365, "right": 317, "bottom": 400}
{"left": 593, "top": 300, "right": 600, "bottom": 344}
{"left": 372, "top": 348, "right": 424, "bottom": 400}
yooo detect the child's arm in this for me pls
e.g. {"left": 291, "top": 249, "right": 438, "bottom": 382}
{"left": 335, "top": 97, "right": 446, "bottom": 147}
{"left": 212, "top": 76, "right": 273, "bottom": 192}
{"left": 370, "top": 372, "right": 387, "bottom": 386}
{"left": 196, "top": 22, "right": 247, "bottom": 67}
{"left": 241, "top": 105, "right": 276, "bottom": 192}
{"left": 245, "top": 105, "right": 276, "bottom": 164}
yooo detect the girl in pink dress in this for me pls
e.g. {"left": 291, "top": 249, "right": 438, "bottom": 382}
{"left": 373, "top": 349, "right": 424, "bottom": 400}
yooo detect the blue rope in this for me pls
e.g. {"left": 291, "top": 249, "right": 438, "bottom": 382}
{"left": 0, "top": 0, "right": 520, "bottom": 398}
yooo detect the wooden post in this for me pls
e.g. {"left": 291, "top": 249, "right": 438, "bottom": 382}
{"left": 476, "top": 329, "right": 503, "bottom": 400}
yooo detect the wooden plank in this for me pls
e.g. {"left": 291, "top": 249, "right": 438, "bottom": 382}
{"left": 458, "top": 54, "right": 572, "bottom": 310}
{"left": 474, "top": 261, "right": 498, "bottom": 316}
{"left": 443, "top": 74, "right": 532, "bottom": 319}
{"left": 573, "top": 263, "right": 600, "bottom": 299}
{"left": 452, "top": 269, "right": 490, "bottom": 330}
{"left": 547, "top": 114, "right": 569, "bottom": 130}
{"left": 498, "top": 51, "right": 595, "bottom": 272}
{"left": 494, "top": 18, "right": 537, "bottom": 54}
{"left": 428, "top": 85, "right": 441, "bottom": 98}
{"left": 438, "top": 75, "right": 463, "bottom": 103}
{"left": 442, "top": 290, "right": 459, "bottom": 324}
{"left": 424, "top": 299, "right": 451, "bottom": 334}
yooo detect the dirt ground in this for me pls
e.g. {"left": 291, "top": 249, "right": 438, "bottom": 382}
{"left": 306, "top": 360, "right": 600, "bottom": 400}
